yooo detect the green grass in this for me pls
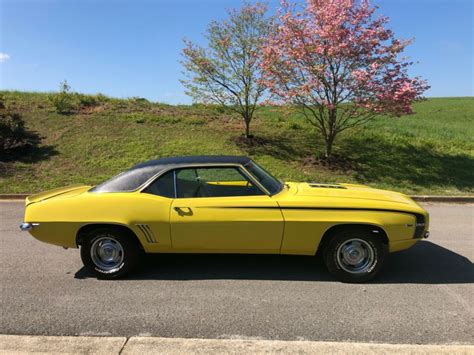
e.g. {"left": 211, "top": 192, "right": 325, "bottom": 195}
{"left": 1, "top": 91, "right": 473, "bottom": 195}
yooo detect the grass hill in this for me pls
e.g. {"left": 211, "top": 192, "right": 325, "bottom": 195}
{"left": 1, "top": 91, "right": 473, "bottom": 195}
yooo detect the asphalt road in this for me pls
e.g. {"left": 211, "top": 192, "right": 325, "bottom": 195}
{"left": 1, "top": 202, "right": 473, "bottom": 344}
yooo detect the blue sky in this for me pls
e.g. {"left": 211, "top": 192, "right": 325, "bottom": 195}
{"left": 0, "top": 0, "right": 472, "bottom": 104}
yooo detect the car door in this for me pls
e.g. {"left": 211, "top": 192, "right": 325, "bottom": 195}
{"left": 133, "top": 170, "right": 176, "bottom": 252}
{"left": 169, "top": 166, "right": 284, "bottom": 253}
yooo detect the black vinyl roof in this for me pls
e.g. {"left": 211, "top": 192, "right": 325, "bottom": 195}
{"left": 90, "top": 155, "right": 252, "bottom": 193}
{"left": 134, "top": 155, "right": 251, "bottom": 168}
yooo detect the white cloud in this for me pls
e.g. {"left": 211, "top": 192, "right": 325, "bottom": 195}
{"left": 0, "top": 53, "right": 11, "bottom": 63}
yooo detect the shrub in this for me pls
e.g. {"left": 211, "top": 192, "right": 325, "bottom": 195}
{"left": 129, "top": 97, "right": 151, "bottom": 108}
{"left": 76, "top": 94, "right": 99, "bottom": 107}
{"left": 49, "top": 80, "right": 76, "bottom": 114}
{"left": 95, "top": 93, "right": 109, "bottom": 103}
{"left": 76, "top": 93, "right": 110, "bottom": 108}
{"left": 130, "top": 97, "right": 149, "bottom": 103}
{"left": 0, "top": 110, "right": 38, "bottom": 153}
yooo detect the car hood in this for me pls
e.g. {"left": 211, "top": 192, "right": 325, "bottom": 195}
{"left": 285, "top": 182, "right": 418, "bottom": 207}
{"left": 25, "top": 184, "right": 92, "bottom": 206}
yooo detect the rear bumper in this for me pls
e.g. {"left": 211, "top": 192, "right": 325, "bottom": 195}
{"left": 20, "top": 221, "right": 78, "bottom": 248}
{"left": 19, "top": 222, "right": 39, "bottom": 231}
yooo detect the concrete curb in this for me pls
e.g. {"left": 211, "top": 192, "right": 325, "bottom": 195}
{"left": 0, "top": 194, "right": 29, "bottom": 200}
{"left": 1, "top": 335, "right": 473, "bottom": 354}
{"left": 0, "top": 335, "right": 127, "bottom": 354}
{"left": 1, "top": 194, "right": 474, "bottom": 203}
{"left": 410, "top": 195, "right": 474, "bottom": 203}
{"left": 122, "top": 337, "right": 474, "bottom": 354}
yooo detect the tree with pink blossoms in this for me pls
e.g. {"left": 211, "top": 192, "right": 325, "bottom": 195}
{"left": 261, "top": 0, "right": 429, "bottom": 159}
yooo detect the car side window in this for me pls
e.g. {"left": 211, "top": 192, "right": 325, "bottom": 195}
{"left": 142, "top": 170, "right": 175, "bottom": 198}
{"left": 176, "top": 167, "right": 264, "bottom": 198}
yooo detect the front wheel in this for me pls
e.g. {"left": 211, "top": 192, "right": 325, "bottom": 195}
{"left": 324, "top": 229, "right": 386, "bottom": 283}
{"left": 80, "top": 228, "right": 141, "bottom": 279}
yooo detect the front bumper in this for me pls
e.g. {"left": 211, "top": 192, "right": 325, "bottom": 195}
{"left": 390, "top": 228, "right": 429, "bottom": 253}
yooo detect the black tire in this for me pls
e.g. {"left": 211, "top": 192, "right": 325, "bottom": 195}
{"left": 80, "top": 227, "right": 141, "bottom": 279}
{"left": 323, "top": 228, "right": 386, "bottom": 283}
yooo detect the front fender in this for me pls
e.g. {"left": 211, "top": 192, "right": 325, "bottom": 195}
{"left": 279, "top": 208, "right": 417, "bottom": 255}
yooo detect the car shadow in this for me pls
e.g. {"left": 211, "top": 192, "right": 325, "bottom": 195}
{"left": 74, "top": 241, "right": 473, "bottom": 284}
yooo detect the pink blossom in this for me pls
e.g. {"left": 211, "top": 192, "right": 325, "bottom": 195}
{"left": 260, "top": 0, "right": 428, "bottom": 117}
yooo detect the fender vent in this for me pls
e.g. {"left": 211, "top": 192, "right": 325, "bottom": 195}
{"left": 136, "top": 224, "right": 157, "bottom": 243}
{"left": 308, "top": 183, "right": 347, "bottom": 189}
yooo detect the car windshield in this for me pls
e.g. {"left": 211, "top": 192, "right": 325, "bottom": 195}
{"left": 245, "top": 161, "right": 283, "bottom": 195}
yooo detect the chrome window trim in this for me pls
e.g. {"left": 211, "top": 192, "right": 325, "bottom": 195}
{"left": 243, "top": 161, "right": 284, "bottom": 196}
{"left": 139, "top": 163, "right": 270, "bottom": 198}
{"left": 173, "top": 169, "right": 178, "bottom": 198}
{"left": 238, "top": 165, "right": 271, "bottom": 196}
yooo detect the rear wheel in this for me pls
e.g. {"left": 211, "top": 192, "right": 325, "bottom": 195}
{"left": 324, "top": 229, "right": 386, "bottom": 283}
{"left": 80, "top": 227, "right": 141, "bottom": 279}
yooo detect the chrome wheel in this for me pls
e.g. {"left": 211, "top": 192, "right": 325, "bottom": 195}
{"left": 336, "top": 238, "right": 376, "bottom": 274}
{"left": 90, "top": 236, "right": 124, "bottom": 272}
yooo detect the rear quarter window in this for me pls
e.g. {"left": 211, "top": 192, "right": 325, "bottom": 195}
{"left": 90, "top": 165, "right": 159, "bottom": 192}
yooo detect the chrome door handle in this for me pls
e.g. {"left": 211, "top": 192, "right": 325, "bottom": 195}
{"left": 174, "top": 206, "right": 192, "bottom": 215}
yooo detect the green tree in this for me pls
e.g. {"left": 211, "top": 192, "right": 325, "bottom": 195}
{"left": 181, "top": 2, "right": 272, "bottom": 138}
{"left": 49, "top": 80, "right": 76, "bottom": 114}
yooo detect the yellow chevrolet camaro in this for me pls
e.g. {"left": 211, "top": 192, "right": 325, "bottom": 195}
{"left": 21, "top": 155, "right": 429, "bottom": 282}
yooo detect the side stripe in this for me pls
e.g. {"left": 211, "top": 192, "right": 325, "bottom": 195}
{"left": 196, "top": 205, "right": 421, "bottom": 216}
{"left": 193, "top": 206, "right": 425, "bottom": 238}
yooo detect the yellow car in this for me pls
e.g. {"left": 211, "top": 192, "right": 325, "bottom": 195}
{"left": 21, "top": 155, "right": 429, "bottom": 282}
